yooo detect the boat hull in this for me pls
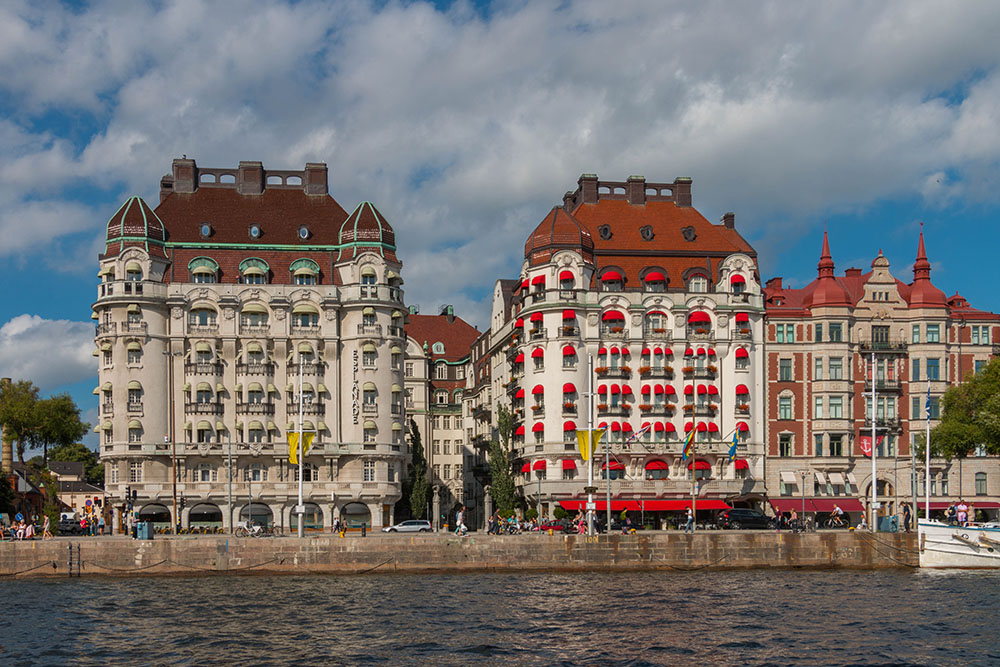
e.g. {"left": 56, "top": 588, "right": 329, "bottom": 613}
{"left": 918, "top": 519, "right": 1000, "bottom": 568}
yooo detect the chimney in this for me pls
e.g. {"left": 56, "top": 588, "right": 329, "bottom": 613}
{"left": 238, "top": 161, "right": 264, "bottom": 195}
{"left": 159, "top": 174, "right": 175, "bottom": 203}
{"left": 562, "top": 191, "right": 576, "bottom": 210}
{"left": 579, "top": 174, "right": 598, "bottom": 204}
{"left": 627, "top": 175, "right": 646, "bottom": 205}
{"left": 721, "top": 212, "right": 735, "bottom": 229}
{"left": 441, "top": 304, "right": 455, "bottom": 323}
{"left": 845, "top": 268, "right": 863, "bottom": 278}
{"left": 673, "top": 177, "right": 692, "bottom": 207}
{"left": 171, "top": 157, "right": 198, "bottom": 194}
{"left": 765, "top": 277, "right": 783, "bottom": 291}
{"left": 304, "top": 162, "right": 328, "bottom": 196}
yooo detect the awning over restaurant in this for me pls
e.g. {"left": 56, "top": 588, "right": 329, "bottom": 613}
{"left": 813, "top": 498, "right": 865, "bottom": 513}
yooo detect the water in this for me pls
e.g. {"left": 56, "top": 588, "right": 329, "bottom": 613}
{"left": 1, "top": 570, "right": 999, "bottom": 666}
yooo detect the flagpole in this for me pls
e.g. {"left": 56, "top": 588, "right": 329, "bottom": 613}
{"left": 587, "top": 354, "right": 595, "bottom": 536}
{"left": 297, "top": 358, "right": 304, "bottom": 538}
{"left": 691, "top": 378, "right": 697, "bottom": 532}
{"left": 870, "top": 351, "right": 877, "bottom": 532}
{"left": 925, "top": 382, "right": 930, "bottom": 519}
{"left": 605, "top": 376, "right": 612, "bottom": 535}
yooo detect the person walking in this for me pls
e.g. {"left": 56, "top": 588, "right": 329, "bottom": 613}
{"left": 42, "top": 515, "right": 52, "bottom": 540}
{"left": 455, "top": 506, "right": 466, "bottom": 536}
{"left": 684, "top": 507, "right": 694, "bottom": 534}
{"left": 902, "top": 504, "right": 912, "bottom": 533}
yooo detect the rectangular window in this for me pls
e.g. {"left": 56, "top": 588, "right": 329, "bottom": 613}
{"left": 432, "top": 464, "right": 440, "bottom": 479}
{"left": 813, "top": 356, "right": 822, "bottom": 380}
{"left": 404, "top": 362, "right": 414, "bottom": 378}
{"left": 829, "top": 357, "right": 843, "bottom": 380}
{"left": 976, "top": 473, "right": 987, "bottom": 496}
{"left": 829, "top": 435, "right": 843, "bottom": 457}
{"left": 829, "top": 396, "right": 843, "bottom": 419}
{"left": 779, "top": 359, "right": 792, "bottom": 381}
{"left": 912, "top": 358, "right": 921, "bottom": 381}
{"left": 776, "top": 325, "right": 784, "bottom": 344}
{"left": 828, "top": 323, "right": 842, "bottom": 342}
{"left": 912, "top": 324, "right": 920, "bottom": 343}
{"left": 927, "top": 324, "right": 940, "bottom": 343}
{"left": 975, "top": 360, "right": 987, "bottom": 374}
{"left": 941, "top": 473, "right": 949, "bottom": 496}
{"left": 928, "top": 396, "right": 940, "bottom": 419}
{"left": 778, "top": 396, "right": 792, "bottom": 420}
{"left": 129, "top": 461, "right": 142, "bottom": 483}
{"left": 443, "top": 465, "right": 451, "bottom": 480}
{"left": 814, "top": 323, "right": 822, "bottom": 342}
{"left": 364, "top": 460, "right": 376, "bottom": 482}
{"left": 872, "top": 325, "right": 889, "bottom": 344}
{"left": 110, "top": 463, "right": 119, "bottom": 485}
{"left": 814, "top": 396, "right": 823, "bottom": 419}
{"left": 779, "top": 434, "right": 792, "bottom": 457}
{"left": 927, "top": 358, "right": 940, "bottom": 381}
{"left": 814, "top": 434, "right": 823, "bottom": 457}
{"left": 912, "top": 395, "right": 920, "bottom": 419}
{"left": 972, "top": 326, "right": 980, "bottom": 344}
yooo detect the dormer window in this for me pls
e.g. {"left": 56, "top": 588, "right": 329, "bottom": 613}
{"left": 188, "top": 257, "right": 219, "bottom": 284}
{"left": 601, "top": 270, "right": 624, "bottom": 292}
{"left": 361, "top": 266, "right": 377, "bottom": 286}
{"left": 643, "top": 270, "right": 666, "bottom": 292}
{"left": 290, "top": 258, "right": 320, "bottom": 286}
{"left": 559, "top": 270, "right": 574, "bottom": 289}
{"left": 730, "top": 274, "right": 746, "bottom": 294}
{"left": 239, "top": 258, "right": 269, "bottom": 285}
{"left": 125, "top": 262, "right": 143, "bottom": 282}
{"left": 688, "top": 274, "right": 708, "bottom": 293}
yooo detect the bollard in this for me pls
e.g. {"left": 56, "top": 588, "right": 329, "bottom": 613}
{"left": 361, "top": 523, "right": 366, "bottom": 537}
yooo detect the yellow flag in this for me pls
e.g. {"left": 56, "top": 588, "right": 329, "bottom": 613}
{"left": 288, "top": 432, "right": 300, "bottom": 465}
{"left": 302, "top": 432, "right": 315, "bottom": 457}
{"left": 576, "top": 428, "right": 605, "bottom": 462}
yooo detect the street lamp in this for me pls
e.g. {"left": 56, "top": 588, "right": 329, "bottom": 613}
{"left": 163, "top": 348, "right": 182, "bottom": 535}
{"left": 799, "top": 469, "right": 808, "bottom": 532}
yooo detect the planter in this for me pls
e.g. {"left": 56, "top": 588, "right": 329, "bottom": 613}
{"left": 639, "top": 366, "right": 651, "bottom": 375}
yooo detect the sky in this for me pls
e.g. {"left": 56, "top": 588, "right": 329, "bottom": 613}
{"left": 2, "top": 0, "right": 1000, "bottom": 447}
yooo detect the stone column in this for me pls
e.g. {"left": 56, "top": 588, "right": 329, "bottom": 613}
{"left": 180, "top": 506, "right": 191, "bottom": 530}
{"left": 367, "top": 502, "right": 381, "bottom": 530}
{"left": 483, "top": 486, "right": 493, "bottom": 524}
{"left": 432, "top": 484, "right": 441, "bottom": 532}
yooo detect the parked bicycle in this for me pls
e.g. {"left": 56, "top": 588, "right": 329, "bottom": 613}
{"left": 235, "top": 520, "right": 267, "bottom": 538}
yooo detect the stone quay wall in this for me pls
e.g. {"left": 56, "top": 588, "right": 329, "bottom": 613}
{"left": 0, "top": 531, "right": 918, "bottom": 579}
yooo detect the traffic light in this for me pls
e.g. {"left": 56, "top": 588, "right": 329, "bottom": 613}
{"left": 180, "top": 497, "right": 186, "bottom": 510}
{"left": 131, "top": 488, "right": 138, "bottom": 502}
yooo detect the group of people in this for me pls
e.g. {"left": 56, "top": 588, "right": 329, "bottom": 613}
{"left": 486, "top": 511, "right": 523, "bottom": 534}
{"left": 945, "top": 500, "right": 975, "bottom": 526}
{"left": 78, "top": 513, "right": 106, "bottom": 536}
{"left": 3, "top": 514, "right": 52, "bottom": 541}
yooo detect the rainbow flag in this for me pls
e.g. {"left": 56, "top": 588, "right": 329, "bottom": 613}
{"left": 682, "top": 429, "right": 695, "bottom": 460}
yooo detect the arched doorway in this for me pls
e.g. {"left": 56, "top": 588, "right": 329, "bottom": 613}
{"left": 239, "top": 503, "right": 273, "bottom": 527}
{"left": 865, "top": 480, "right": 896, "bottom": 517}
{"left": 289, "top": 502, "right": 323, "bottom": 532}
{"left": 341, "top": 502, "right": 371, "bottom": 530}
{"left": 138, "top": 503, "right": 171, "bottom": 531}
{"left": 188, "top": 503, "right": 222, "bottom": 529}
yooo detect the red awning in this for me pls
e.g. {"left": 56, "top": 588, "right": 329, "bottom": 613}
{"left": 696, "top": 422, "right": 707, "bottom": 432}
{"left": 597, "top": 385, "right": 608, "bottom": 394}
{"left": 610, "top": 346, "right": 619, "bottom": 355}
{"left": 696, "top": 347, "right": 706, "bottom": 356}
{"left": 653, "top": 347, "right": 664, "bottom": 355}
{"left": 563, "top": 421, "right": 576, "bottom": 431}
{"left": 532, "top": 385, "right": 544, "bottom": 394}
{"left": 735, "top": 384, "right": 749, "bottom": 394}
{"left": 645, "top": 459, "right": 669, "bottom": 470}
{"left": 514, "top": 389, "right": 525, "bottom": 399}
{"left": 532, "top": 460, "right": 547, "bottom": 471}
{"left": 532, "top": 422, "right": 544, "bottom": 433}
{"left": 831, "top": 499, "right": 865, "bottom": 512}
{"left": 684, "top": 348, "right": 694, "bottom": 356}
{"left": 707, "top": 385, "right": 719, "bottom": 396}
{"left": 520, "top": 463, "right": 530, "bottom": 473}
{"left": 735, "top": 313, "right": 749, "bottom": 323}
{"left": 736, "top": 421, "right": 749, "bottom": 432}
{"left": 663, "top": 422, "right": 676, "bottom": 432}
{"left": 730, "top": 274, "right": 746, "bottom": 285}
{"left": 735, "top": 348, "right": 749, "bottom": 359}
{"left": 531, "top": 348, "right": 544, "bottom": 358}
{"left": 531, "top": 275, "right": 546, "bottom": 286}
{"left": 684, "top": 422, "right": 693, "bottom": 432}
{"left": 707, "top": 348, "right": 716, "bottom": 356}
{"left": 563, "top": 382, "right": 576, "bottom": 393}
{"left": 696, "top": 500, "right": 733, "bottom": 511}
{"left": 629, "top": 499, "right": 730, "bottom": 511}
{"left": 610, "top": 384, "right": 620, "bottom": 394}
{"left": 653, "top": 423, "right": 664, "bottom": 432}
{"left": 602, "top": 460, "right": 625, "bottom": 470}
{"left": 662, "top": 348, "right": 673, "bottom": 356}
{"left": 562, "top": 459, "right": 576, "bottom": 470}
{"left": 654, "top": 385, "right": 664, "bottom": 395}
{"left": 641, "top": 385, "right": 652, "bottom": 395}
{"left": 610, "top": 422, "right": 621, "bottom": 432}
{"left": 601, "top": 310, "right": 625, "bottom": 321}
{"left": 515, "top": 425, "right": 525, "bottom": 435}
{"left": 515, "top": 317, "right": 524, "bottom": 327}
{"left": 560, "top": 500, "right": 641, "bottom": 512}
{"left": 529, "top": 312, "right": 543, "bottom": 322}
{"left": 622, "top": 385, "right": 633, "bottom": 395}
{"left": 644, "top": 271, "right": 666, "bottom": 282}
{"left": 562, "top": 346, "right": 576, "bottom": 357}
{"left": 598, "top": 347, "right": 607, "bottom": 355}
{"left": 646, "top": 310, "right": 667, "bottom": 317}
{"left": 622, "top": 423, "right": 633, "bottom": 432}
{"left": 641, "top": 347, "right": 651, "bottom": 355}
{"left": 688, "top": 311, "right": 711, "bottom": 324}
{"left": 684, "top": 385, "right": 694, "bottom": 395}
{"left": 770, "top": 499, "right": 804, "bottom": 513}
{"left": 597, "top": 421, "right": 608, "bottom": 430}
{"left": 708, "top": 423, "right": 719, "bottom": 433}
{"left": 520, "top": 280, "right": 529, "bottom": 291}
{"left": 514, "top": 353, "right": 524, "bottom": 363}
{"left": 688, "top": 460, "right": 710, "bottom": 470}
{"left": 562, "top": 309, "right": 575, "bottom": 319}
{"left": 971, "top": 501, "right": 1000, "bottom": 509}
{"left": 662, "top": 385, "right": 676, "bottom": 395}
{"left": 734, "top": 459, "right": 749, "bottom": 470}
{"left": 559, "top": 270, "right": 574, "bottom": 281}
{"left": 602, "top": 270, "right": 624, "bottom": 282}
{"left": 621, "top": 347, "right": 630, "bottom": 357}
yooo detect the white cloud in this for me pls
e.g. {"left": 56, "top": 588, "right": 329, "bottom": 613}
{"left": 0, "top": 315, "right": 95, "bottom": 392}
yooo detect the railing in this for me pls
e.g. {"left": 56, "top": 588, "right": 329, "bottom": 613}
{"left": 97, "top": 322, "right": 116, "bottom": 335}
{"left": 865, "top": 379, "right": 902, "bottom": 392}
{"left": 185, "top": 402, "right": 223, "bottom": 415}
{"left": 597, "top": 405, "right": 631, "bottom": 417}
{"left": 864, "top": 417, "right": 902, "bottom": 429}
{"left": 639, "top": 404, "right": 675, "bottom": 416}
{"left": 642, "top": 328, "right": 672, "bottom": 340}
{"left": 240, "top": 324, "right": 270, "bottom": 336}
{"left": 559, "top": 290, "right": 578, "bottom": 301}
{"left": 600, "top": 328, "right": 629, "bottom": 340}
{"left": 126, "top": 402, "right": 143, "bottom": 414}
{"left": 562, "top": 404, "right": 577, "bottom": 416}
{"left": 687, "top": 329, "right": 715, "bottom": 342}
{"left": 388, "top": 325, "right": 404, "bottom": 338}
{"left": 236, "top": 403, "right": 275, "bottom": 415}
{"left": 557, "top": 325, "right": 580, "bottom": 338}
{"left": 102, "top": 402, "right": 114, "bottom": 415}
{"left": 528, "top": 327, "right": 547, "bottom": 341}
{"left": 123, "top": 321, "right": 147, "bottom": 334}
{"left": 639, "top": 366, "right": 673, "bottom": 379}
{"left": 290, "top": 324, "right": 321, "bottom": 335}
{"left": 858, "top": 339, "right": 908, "bottom": 352}
{"left": 597, "top": 367, "right": 632, "bottom": 379}
{"left": 185, "top": 362, "right": 223, "bottom": 374}
{"left": 357, "top": 324, "right": 382, "bottom": 335}
{"left": 188, "top": 324, "right": 219, "bottom": 335}
{"left": 361, "top": 404, "right": 377, "bottom": 415}
{"left": 237, "top": 363, "right": 275, "bottom": 376}
{"left": 735, "top": 405, "right": 751, "bottom": 416}
{"left": 683, "top": 367, "right": 717, "bottom": 380}
{"left": 530, "top": 406, "right": 545, "bottom": 417}
{"left": 734, "top": 329, "right": 753, "bottom": 340}
{"left": 288, "top": 363, "right": 324, "bottom": 376}
{"left": 289, "top": 402, "right": 326, "bottom": 415}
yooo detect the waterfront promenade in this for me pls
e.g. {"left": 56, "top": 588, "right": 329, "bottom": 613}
{"left": 0, "top": 530, "right": 917, "bottom": 578}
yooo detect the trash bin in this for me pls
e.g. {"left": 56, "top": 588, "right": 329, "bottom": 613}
{"left": 136, "top": 522, "right": 154, "bottom": 540}
{"left": 878, "top": 516, "right": 898, "bottom": 533}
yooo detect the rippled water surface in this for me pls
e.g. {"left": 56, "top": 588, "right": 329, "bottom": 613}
{"left": 2, "top": 569, "right": 999, "bottom": 666}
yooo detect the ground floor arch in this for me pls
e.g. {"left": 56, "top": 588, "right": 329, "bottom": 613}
{"left": 340, "top": 502, "right": 371, "bottom": 530}
{"left": 239, "top": 502, "right": 273, "bottom": 527}
{"left": 138, "top": 503, "right": 172, "bottom": 530}
{"left": 289, "top": 502, "right": 324, "bottom": 532}
{"left": 188, "top": 503, "right": 223, "bottom": 529}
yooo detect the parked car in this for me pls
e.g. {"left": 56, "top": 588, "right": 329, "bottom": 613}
{"left": 382, "top": 519, "right": 432, "bottom": 533}
{"left": 716, "top": 508, "right": 773, "bottom": 530}
{"left": 537, "top": 519, "right": 571, "bottom": 533}
{"left": 58, "top": 518, "right": 82, "bottom": 535}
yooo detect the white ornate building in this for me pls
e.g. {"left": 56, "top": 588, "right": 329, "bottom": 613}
{"left": 94, "top": 158, "right": 407, "bottom": 532}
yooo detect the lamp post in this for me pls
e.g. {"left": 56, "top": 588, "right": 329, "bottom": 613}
{"left": 163, "top": 348, "right": 181, "bottom": 535}
{"left": 227, "top": 429, "right": 233, "bottom": 534}
{"left": 799, "top": 469, "right": 808, "bottom": 531}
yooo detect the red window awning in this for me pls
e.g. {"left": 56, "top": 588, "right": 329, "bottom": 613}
{"left": 520, "top": 280, "right": 529, "bottom": 291}
{"left": 707, "top": 385, "right": 719, "bottom": 396}
{"left": 520, "top": 463, "right": 530, "bottom": 473}
{"left": 663, "top": 422, "right": 676, "bottom": 432}
{"left": 597, "top": 385, "right": 608, "bottom": 394}
{"left": 597, "top": 421, "right": 608, "bottom": 430}
{"left": 563, "top": 382, "right": 576, "bottom": 393}
{"left": 621, "top": 347, "right": 630, "bottom": 357}
{"left": 531, "top": 422, "right": 544, "bottom": 433}
{"left": 563, "top": 421, "right": 576, "bottom": 431}
{"left": 559, "top": 270, "right": 574, "bottom": 281}
{"left": 688, "top": 311, "right": 711, "bottom": 324}
{"left": 514, "top": 388, "right": 525, "bottom": 399}
{"left": 735, "top": 313, "right": 749, "bottom": 323}
{"left": 562, "top": 459, "right": 576, "bottom": 470}
{"left": 696, "top": 347, "right": 706, "bottom": 356}
{"left": 610, "top": 422, "right": 621, "bottom": 432}
{"left": 684, "top": 422, "right": 694, "bottom": 432}
{"left": 730, "top": 274, "right": 746, "bottom": 285}
{"left": 736, "top": 421, "right": 749, "bottom": 432}
{"left": 602, "top": 270, "right": 624, "bottom": 282}
{"left": 770, "top": 499, "right": 804, "bottom": 513}
{"left": 646, "top": 309, "right": 668, "bottom": 317}
{"left": 532, "top": 384, "right": 544, "bottom": 394}
{"left": 644, "top": 271, "right": 666, "bottom": 282}
{"left": 598, "top": 347, "right": 607, "bottom": 355}
{"left": 609, "top": 346, "right": 619, "bottom": 355}
{"left": 601, "top": 310, "right": 625, "bottom": 321}
{"left": 622, "top": 385, "right": 633, "bottom": 395}
{"left": 684, "top": 385, "right": 694, "bottom": 395}
{"left": 684, "top": 348, "right": 694, "bottom": 357}
{"left": 531, "top": 348, "right": 544, "bottom": 358}
{"left": 662, "top": 348, "right": 673, "bottom": 356}
{"left": 610, "top": 384, "right": 621, "bottom": 395}
{"left": 602, "top": 460, "right": 625, "bottom": 470}
{"left": 641, "top": 385, "right": 652, "bottom": 395}
{"left": 696, "top": 422, "right": 707, "bottom": 432}
{"left": 562, "top": 346, "right": 576, "bottom": 357}
{"left": 560, "top": 500, "right": 641, "bottom": 512}
{"left": 562, "top": 309, "right": 575, "bottom": 319}
{"left": 653, "top": 423, "right": 664, "bottom": 432}
{"left": 654, "top": 385, "right": 664, "bottom": 395}
{"left": 529, "top": 312, "right": 543, "bottom": 322}
{"left": 515, "top": 425, "right": 525, "bottom": 435}
{"left": 735, "top": 348, "right": 749, "bottom": 359}
{"left": 733, "top": 459, "right": 749, "bottom": 470}
{"left": 735, "top": 384, "right": 749, "bottom": 395}
{"left": 514, "top": 317, "right": 524, "bottom": 327}
{"left": 662, "top": 385, "right": 676, "bottom": 395}
{"left": 707, "top": 348, "right": 716, "bottom": 356}
{"left": 708, "top": 423, "right": 719, "bottom": 433}
{"left": 641, "top": 347, "right": 651, "bottom": 355}
{"left": 687, "top": 459, "right": 711, "bottom": 470}
{"left": 653, "top": 347, "right": 664, "bottom": 355}
{"left": 532, "top": 460, "right": 547, "bottom": 471}
{"left": 514, "top": 353, "right": 524, "bottom": 363}
{"left": 645, "top": 459, "right": 669, "bottom": 470}
{"left": 622, "top": 423, "right": 633, "bottom": 432}
{"left": 531, "top": 275, "right": 546, "bottom": 286}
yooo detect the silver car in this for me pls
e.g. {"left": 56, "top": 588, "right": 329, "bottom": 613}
{"left": 382, "top": 519, "right": 432, "bottom": 533}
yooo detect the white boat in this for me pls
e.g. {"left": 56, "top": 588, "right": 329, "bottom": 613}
{"left": 918, "top": 519, "right": 1000, "bottom": 568}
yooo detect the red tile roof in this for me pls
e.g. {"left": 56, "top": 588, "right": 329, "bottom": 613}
{"left": 104, "top": 196, "right": 168, "bottom": 258}
{"left": 405, "top": 313, "right": 481, "bottom": 363}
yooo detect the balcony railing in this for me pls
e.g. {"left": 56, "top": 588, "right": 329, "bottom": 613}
{"left": 562, "top": 404, "right": 577, "bottom": 416}
{"left": 682, "top": 366, "right": 717, "bottom": 380}
{"left": 361, "top": 403, "right": 377, "bottom": 415}
{"left": 185, "top": 362, "right": 223, "bottom": 375}
{"left": 288, "top": 363, "right": 324, "bottom": 376}
{"left": 686, "top": 328, "right": 715, "bottom": 342}
{"left": 858, "top": 339, "right": 908, "bottom": 352}
{"left": 642, "top": 328, "right": 672, "bottom": 340}
{"left": 864, "top": 416, "right": 902, "bottom": 429}
{"left": 240, "top": 324, "right": 270, "bottom": 336}
{"left": 528, "top": 327, "right": 547, "bottom": 341}
{"left": 290, "top": 324, "right": 321, "bottom": 336}
{"left": 185, "top": 402, "right": 224, "bottom": 415}
{"left": 557, "top": 325, "right": 580, "bottom": 338}
{"left": 102, "top": 402, "right": 114, "bottom": 415}
{"left": 188, "top": 324, "right": 219, "bottom": 335}
{"left": 639, "top": 366, "right": 673, "bottom": 379}
{"left": 236, "top": 402, "right": 275, "bottom": 415}
{"left": 96, "top": 322, "right": 116, "bottom": 335}
{"left": 357, "top": 324, "right": 382, "bottom": 335}
{"left": 388, "top": 325, "right": 404, "bottom": 338}
{"left": 639, "top": 404, "right": 675, "bottom": 416}
{"left": 559, "top": 289, "right": 578, "bottom": 301}
{"left": 288, "top": 402, "right": 326, "bottom": 415}
{"left": 597, "top": 404, "right": 631, "bottom": 417}
{"left": 734, "top": 329, "right": 753, "bottom": 340}
{"left": 865, "top": 379, "right": 902, "bottom": 392}
{"left": 529, "top": 406, "right": 545, "bottom": 417}
{"left": 123, "top": 321, "right": 147, "bottom": 334}
{"left": 599, "top": 327, "right": 628, "bottom": 340}
{"left": 596, "top": 367, "right": 632, "bottom": 379}
{"left": 126, "top": 402, "right": 144, "bottom": 414}
{"left": 237, "top": 363, "right": 275, "bottom": 376}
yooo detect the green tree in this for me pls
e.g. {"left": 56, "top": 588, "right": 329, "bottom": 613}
{"left": 0, "top": 474, "right": 14, "bottom": 515}
{"left": 34, "top": 394, "right": 90, "bottom": 467}
{"left": 488, "top": 403, "right": 517, "bottom": 514}
{"left": 928, "top": 358, "right": 1000, "bottom": 458}
{"left": 407, "top": 418, "right": 429, "bottom": 519}
{"left": 49, "top": 442, "right": 105, "bottom": 486}
{"left": 0, "top": 379, "right": 40, "bottom": 464}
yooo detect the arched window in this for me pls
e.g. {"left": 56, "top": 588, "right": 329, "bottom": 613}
{"left": 730, "top": 273, "right": 746, "bottom": 294}
{"left": 239, "top": 258, "right": 270, "bottom": 285}
{"left": 642, "top": 269, "right": 667, "bottom": 292}
{"left": 290, "top": 258, "right": 320, "bottom": 285}
{"left": 125, "top": 261, "right": 143, "bottom": 282}
{"left": 188, "top": 257, "right": 219, "bottom": 284}
{"left": 240, "top": 304, "right": 269, "bottom": 331}
{"left": 189, "top": 307, "right": 218, "bottom": 327}
{"left": 644, "top": 310, "right": 669, "bottom": 337}
{"left": 435, "top": 362, "right": 448, "bottom": 380}
{"left": 687, "top": 273, "right": 708, "bottom": 293}
{"left": 600, "top": 269, "right": 624, "bottom": 292}
{"left": 360, "top": 266, "right": 377, "bottom": 286}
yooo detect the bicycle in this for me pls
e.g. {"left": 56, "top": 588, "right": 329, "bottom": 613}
{"left": 235, "top": 521, "right": 266, "bottom": 538}
{"left": 824, "top": 515, "right": 848, "bottom": 529}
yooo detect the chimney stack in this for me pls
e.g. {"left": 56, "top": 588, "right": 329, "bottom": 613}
{"left": 562, "top": 191, "right": 576, "bottom": 210}
{"left": 673, "top": 177, "right": 692, "bottom": 207}
{"left": 238, "top": 161, "right": 264, "bottom": 195}
{"left": 579, "top": 174, "right": 599, "bottom": 204}
{"left": 627, "top": 175, "right": 646, "bottom": 205}
{"left": 721, "top": 212, "right": 735, "bottom": 229}
{"left": 171, "top": 157, "right": 198, "bottom": 194}
{"left": 304, "top": 163, "right": 329, "bottom": 196}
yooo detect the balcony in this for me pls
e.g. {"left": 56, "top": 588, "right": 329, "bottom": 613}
{"left": 639, "top": 403, "right": 675, "bottom": 416}
{"left": 126, "top": 402, "right": 144, "bottom": 415}
{"left": 864, "top": 416, "right": 902, "bottom": 430}
{"left": 858, "top": 339, "right": 908, "bottom": 353}
{"left": 361, "top": 403, "right": 377, "bottom": 415}
{"left": 865, "top": 379, "right": 902, "bottom": 392}
{"left": 596, "top": 366, "right": 632, "bottom": 379}
{"left": 597, "top": 404, "right": 631, "bottom": 417}
{"left": 642, "top": 328, "right": 672, "bottom": 341}
{"left": 735, "top": 404, "right": 751, "bottom": 416}
{"left": 682, "top": 366, "right": 717, "bottom": 380}
{"left": 529, "top": 405, "right": 545, "bottom": 418}
{"left": 288, "top": 363, "right": 324, "bottom": 376}
{"left": 388, "top": 325, "right": 404, "bottom": 338}
{"left": 562, "top": 404, "right": 577, "bottom": 417}
{"left": 734, "top": 328, "right": 753, "bottom": 340}
{"left": 185, "top": 362, "right": 223, "bottom": 375}
{"left": 96, "top": 322, "right": 116, "bottom": 336}
{"left": 289, "top": 402, "right": 327, "bottom": 415}
{"left": 357, "top": 324, "right": 382, "bottom": 336}
{"left": 236, "top": 402, "right": 275, "bottom": 416}
{"left": 686, "top": 328, "right": 715, "bottom": 342}
{"left": 599, "top": 327, "right": 628, "bottom": 340}
{"left": 185, "top": 402, "right": 224, "bottom": 415}
{"left": 638, "top": 366, "right": 673, "bottom": 379}
{"left": 102, "top": 402, "right": 114, "bottom": 415}
{"left": 188, "top": 324, "right": 219, "bottom": 336}
{"left": 123, "top": 321, "right": 147, "bottom": 334}
{"left": 559, "top": 289, "right": 578, "bottom": 301}
{"left": 528, "top": 327, "right": 547, "bottom": 341}
{"left": 291, "top": 324, "right": 321, "bottom": 336}
{"left": 473, "top": 405, "right": 491, "bottom": 421}
{"left": 557, "top": 325, "right": 580, "bottom": 338}
{"left": 530, "top": 290, "right": 546, "bottom": 303}
{"left": 240, "top": 324, "right": 270, "bottom": 336}
{"left": 237, "top": 363, "right": 275, "bottom": 376}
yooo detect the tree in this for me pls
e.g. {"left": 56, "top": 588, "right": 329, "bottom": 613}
{"left": 0, "top": 379, "right": 40, "bottom": 464}
{"left": 49, "top": 442, "right": 105, "bottom": 486}
{"left": 407, "top": 418, "right": 429, "bottom": 519}
{"left": 488, "top": 403, "right": 517, "bottom": 515}
{"left": 928, "top": 358, "right": 1000, "bottom": 458}
{"left": 0, "top": 474, "right": 14, "bottom": 515}
{"left": 34, "top": 394, "right": 90, "bottom": 467}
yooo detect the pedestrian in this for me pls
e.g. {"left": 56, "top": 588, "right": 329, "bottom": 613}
{"left": 957, "top": 499, "right": 969, "bottom": 526}
{"left": 902, "top": 504, "right": 912, "bottom": 533}
{"left": 42, "top": 515, "right": 53, "bottom": 540}
{"left": 99, "top": 514, "right": 105, "bottom": 536}
{"left": 790, "top": 509, "right": 799, "bottom": 532}
{"left": 946, "top": 502, "right": 957, "bottom": 525}
{"left": 684, "top": 507, "right": 693, "bottom": 533}
{"left": 455, "top": 505, "right": 466, "bottom": 536}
